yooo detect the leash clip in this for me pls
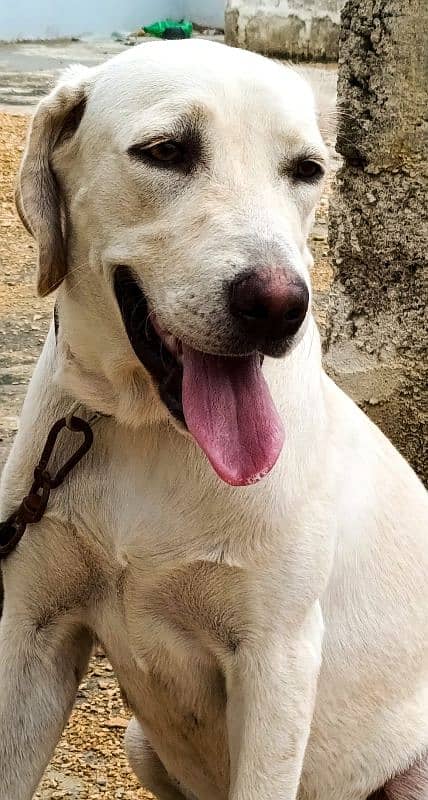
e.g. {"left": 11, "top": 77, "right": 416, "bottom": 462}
{"left": 0, "top": 414, "right": 94, "bottom": 560}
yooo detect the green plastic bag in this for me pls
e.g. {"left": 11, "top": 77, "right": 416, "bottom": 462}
{"left": 144, "top": 19, "right": 193, "bottom": 39}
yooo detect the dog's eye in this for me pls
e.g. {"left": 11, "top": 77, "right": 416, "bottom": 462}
{"left": 146, "top": 141, "right": 183, "bottom": 163}
{"left": 293, "top": 159, "right": 324, "bottom": 182}
{"left": 129, "top": 140, "right": 184, "bottom": 166}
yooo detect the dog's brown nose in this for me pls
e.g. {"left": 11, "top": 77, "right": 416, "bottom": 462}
{"left": 229, "top": 268, "right": 309, "bottom": 340}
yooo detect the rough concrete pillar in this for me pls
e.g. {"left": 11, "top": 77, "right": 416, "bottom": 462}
{"left": 325, "top": 0, "right": 428, "bottom": 482}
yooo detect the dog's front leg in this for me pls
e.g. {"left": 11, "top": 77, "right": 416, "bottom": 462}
{"left": 0, "top": 593, "right": 92, "bottom": 799}
{"left": 226, "top": 600, "right": 323, "bottom": 800}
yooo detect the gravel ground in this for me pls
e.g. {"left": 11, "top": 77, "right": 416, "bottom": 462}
{"left": 0, "top": 109, "right": 334, "bottom": 798}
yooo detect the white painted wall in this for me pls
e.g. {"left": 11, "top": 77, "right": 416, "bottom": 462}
{"left": 226, "top": 0, "right": 343, "bottom": 30}
{"left": 0, "top": 0, "right": 225, "bottom": 41}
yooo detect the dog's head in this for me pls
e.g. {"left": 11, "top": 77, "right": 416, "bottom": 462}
{"left": 17, "top": 41, "right": 331, "bottom": 486}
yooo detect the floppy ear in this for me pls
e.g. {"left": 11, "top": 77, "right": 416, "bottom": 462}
{"left": 15, "top": 65, "right": 91, "bottom": 297}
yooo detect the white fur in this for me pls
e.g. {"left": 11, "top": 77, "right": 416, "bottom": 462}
{"left": 0, "top": 40, "right": 427, "bottom": 800}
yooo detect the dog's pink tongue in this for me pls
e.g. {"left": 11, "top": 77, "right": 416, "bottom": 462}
{"left": 182, "top": 345, "right": 284, "bottom": 486}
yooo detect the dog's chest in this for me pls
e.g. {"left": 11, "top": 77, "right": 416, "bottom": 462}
{"left": 122, "top": 559, "right": 248, "bottom": 666}
{"left": 108, "top": 561, "right": 243, "bottom": 795}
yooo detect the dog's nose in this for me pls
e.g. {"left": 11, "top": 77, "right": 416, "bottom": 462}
{"left": 229, "top": 268, "right": 309, "bottom": 340}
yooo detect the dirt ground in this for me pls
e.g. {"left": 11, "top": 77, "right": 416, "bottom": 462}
{"left": 0, "top": 110, "right": 334, "bottom": 798}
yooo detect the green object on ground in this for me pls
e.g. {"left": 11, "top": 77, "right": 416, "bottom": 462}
{"left": 144, "top": 19, "right": 193, "bottom": 39}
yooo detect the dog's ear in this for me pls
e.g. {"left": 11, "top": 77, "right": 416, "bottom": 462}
{"left": 16, "top": 65, "right": 91, "bottom": 297}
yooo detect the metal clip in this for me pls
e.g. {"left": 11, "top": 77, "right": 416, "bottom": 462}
{"left": 0, "top": 414, "right": 95, "bottom": 559}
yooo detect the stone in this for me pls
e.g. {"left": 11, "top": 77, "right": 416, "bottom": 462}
{"left": 325, "top": 0, "right": 428, "bottom": 483}
{"left": 225, "top": 0, "right": 345, "bottom": 60}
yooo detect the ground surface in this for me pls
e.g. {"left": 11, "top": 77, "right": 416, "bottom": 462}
{"left": 0, "top": 46, "right": 335, "bottom": 798}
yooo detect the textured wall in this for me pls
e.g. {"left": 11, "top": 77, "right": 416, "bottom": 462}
{"left": 325, "top": 0, "right": 428, "bottom": 482}
{"left": 225, "top": 0, "right": 344, "bottom": 60}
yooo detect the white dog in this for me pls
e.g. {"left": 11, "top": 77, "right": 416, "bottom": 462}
{"left": 0, "top": 40, "right": 427, "bottom": 800}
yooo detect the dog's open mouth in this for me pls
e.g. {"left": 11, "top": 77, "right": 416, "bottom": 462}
{"left": 114, "top": 267, "right": 284, "bottom": 486}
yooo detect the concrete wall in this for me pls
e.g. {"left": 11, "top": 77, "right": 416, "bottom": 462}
{"left": 225, "top": 0, "right": 344, "bottom": 60}
{"left": 326, "top": 0, "right": 427, "bottom": 483}
{"left": 0, "top": 0, "right": 224, "bottom": 41}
